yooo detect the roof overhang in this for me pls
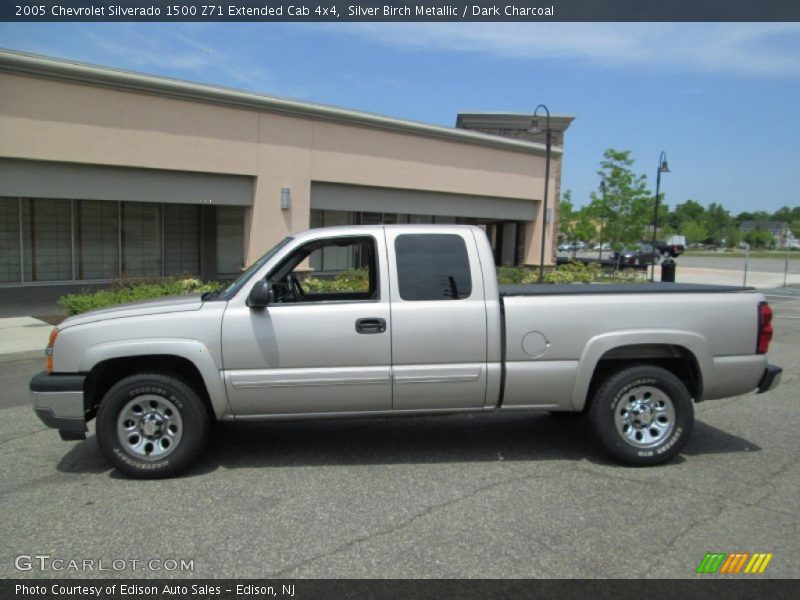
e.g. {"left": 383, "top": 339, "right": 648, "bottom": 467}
{"left": 456, "top": 112, "right": 576, "bottom": 133}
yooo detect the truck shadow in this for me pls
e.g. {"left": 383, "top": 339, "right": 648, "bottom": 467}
{"left": 55, "top": 414, "right": 761, "bottom": 477}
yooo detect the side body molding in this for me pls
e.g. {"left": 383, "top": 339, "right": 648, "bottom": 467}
{"left": 570, "top": 329, "right": 712, "bottom": 411}
{"left": 79, "top": 339, "right": 230, "bottom": 420}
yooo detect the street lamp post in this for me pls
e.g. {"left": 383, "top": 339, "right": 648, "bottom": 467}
{"left": 528, "top": 104, "right": 552, "bottom": 283}
{"left": 650, "top": 151, "right": 670, "bottom": 282}
{"left": 597, "top": 180, "right": 607, "bottom": 260}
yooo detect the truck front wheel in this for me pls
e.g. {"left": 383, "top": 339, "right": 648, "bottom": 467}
{"left": 589, "top": 365, "right": 693, "bottom": 466}
{"left": 96, "top": 373, "right": 209, "bottom": 478}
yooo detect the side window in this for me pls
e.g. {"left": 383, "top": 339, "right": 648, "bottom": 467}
{"left": 269, "top": 236, "right": 377, "bottom": 304}
{"left": 395, "top": 234, "right": 472, "bottom": 301}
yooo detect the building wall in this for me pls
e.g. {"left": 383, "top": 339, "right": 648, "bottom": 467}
{"left": 0, "top": 70, "right": 557, "bottom": 275}
{"left": 456, "top": 116, "right": 571, "bottom": 265}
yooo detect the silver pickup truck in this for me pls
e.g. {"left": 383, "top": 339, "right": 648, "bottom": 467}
{"left": 30, "top": 225, "right": 781, "bottom": 478}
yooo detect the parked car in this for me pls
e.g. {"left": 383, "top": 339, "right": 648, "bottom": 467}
{"left": 558, "top": 241, "right": 586, "bottom": 252}
{"left": 655, "top": 235, "right": 686, "bottom": 258}
{"left": 558, "top": 241, "right": 585, "bottom": 252}
{"left": 611, "top": 243, "right": 660, "bottom": 266}
{"left": 31, "top": 224, "right": 781, "bottom": 477}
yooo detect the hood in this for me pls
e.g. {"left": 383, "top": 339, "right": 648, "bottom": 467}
{"left": 60, "top": 294, "right": 206, "bottom": 328}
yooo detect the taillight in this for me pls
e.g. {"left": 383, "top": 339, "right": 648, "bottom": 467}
{"left": 757, "top": 302, "right": 773, "bottom": 354}
{"left": 45, "top": 328, "right": 58, "bottom": 372}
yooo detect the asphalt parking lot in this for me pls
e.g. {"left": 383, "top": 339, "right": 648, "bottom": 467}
{"left": 0, "top": 294, "right": 798, "bottom": 580}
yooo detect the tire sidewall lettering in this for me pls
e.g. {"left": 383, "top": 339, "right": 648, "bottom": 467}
{"left": 590, "top": 365, "right": 693, "bottom": 466}
{"left": 97, "top": 374, "right": 207, "bottom": 478}
{"left": 126, "top": 385, "right": 184, "bottom": 410}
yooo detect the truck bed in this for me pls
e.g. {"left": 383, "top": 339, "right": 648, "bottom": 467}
{"left": 499, "top": 283, "right": 753, "bottom": 296}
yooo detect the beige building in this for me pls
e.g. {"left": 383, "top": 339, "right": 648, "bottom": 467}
{"left": 0, "top": 50, "right": 573, "bottom": 285}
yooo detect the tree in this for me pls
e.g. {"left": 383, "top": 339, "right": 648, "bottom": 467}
{"left": 558, "top": 190, "right": 575, "bottom": 241}
{"left": 587, "top": 149, "right": 652, "bottom": 247}
{"left": 683, "top": 220, "right": 708, "bottom": 244}
{"left": 573, "top": 206, "right": 599, "bottom": 245}
{"left": 772, "top": 205, "right": 793, "bottom": 223}
{"left": 745, "top": 228, "right": 774, "bottom": 249}
{"left": 736, "top": 210, "right": 771, "bottom": 224}
{"left": 558, "top": 190, "right": 597, "bottom": 257}
{"left": 672, "top": 200, "right": 706, "bottom": 228}
{"left": 705, "top": 202, "right": 736, "bottom": 246}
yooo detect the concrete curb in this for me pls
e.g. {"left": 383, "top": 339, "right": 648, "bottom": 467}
{"left": 0, "top": 350, "right": 43, "bottom": 364}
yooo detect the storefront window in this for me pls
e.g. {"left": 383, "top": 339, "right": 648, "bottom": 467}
{"left": 75, "top": 200, "right": 119, "bottom": 280}
{"left": 164, "top": 204, "right": 200, "bottom": 276}
{"left": 217, "top": 206, "right": 245, "bottom": 276}
{"left": 121, "top": 202, "right": 162, "bottom": 277}
{"left": 0, "top": 197, "right": 21, "bottom": 283}
{"left": 21, "top": 198, "right": 72, "bottom": 282}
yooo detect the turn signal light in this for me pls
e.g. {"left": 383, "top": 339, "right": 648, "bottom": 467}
{"left": 45, "top": 327, "right": 58, "bottom": 372}
{"left": 757, "top": 302, "right": 773, "bottom": 355}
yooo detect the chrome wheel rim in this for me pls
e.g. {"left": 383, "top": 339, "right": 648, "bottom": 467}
{"left": 614, "top": 386, "right": 675, "bottom": 448}
{"left": 117, "top": 395, "right": 183, "bottom": 460}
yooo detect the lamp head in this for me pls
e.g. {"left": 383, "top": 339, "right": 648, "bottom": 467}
{"left": 527, "top": 118, "right": 543, "bottom": 135}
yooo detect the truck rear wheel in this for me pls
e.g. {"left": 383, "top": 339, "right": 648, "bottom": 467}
{"left": 96, "top": 373, "right": 209, "bottom": 478}
{"left": 589, "top": 365, "right": 693, "bottom": 466}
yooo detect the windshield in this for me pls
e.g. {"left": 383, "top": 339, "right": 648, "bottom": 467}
{"left": 219, "top": 237, "right": 292, "bottom": 301}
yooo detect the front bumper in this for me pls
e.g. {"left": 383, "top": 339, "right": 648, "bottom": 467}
{"left": 757, "top": 364, "right": 782, "bottom": 394}
{"left": 30, "top": 371, "right": 87, "bottom": 440}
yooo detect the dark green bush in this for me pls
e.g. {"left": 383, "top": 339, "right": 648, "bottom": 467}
{"left": 497, "top": 266, "right": 538, "bottom": 285}
{"left": 301, "top": 269, "right": 370, "bottom": 293}
{"left": 58, "top": 277, "right": 222, "bottom": 315}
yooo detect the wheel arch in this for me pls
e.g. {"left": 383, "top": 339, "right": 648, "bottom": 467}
{"left": 572, "top": 331, "right": 710, "bottom": 411}
{"left": 81, "top": 341, "right": 229, "bottom": 420}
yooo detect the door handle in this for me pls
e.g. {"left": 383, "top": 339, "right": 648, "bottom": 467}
{"left": 355, "top": 318, "right": 386, "bottom": 334}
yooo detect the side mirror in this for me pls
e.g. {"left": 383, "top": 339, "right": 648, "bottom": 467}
{"left": 246, "top": 280, "right": 274, "bottom": 309}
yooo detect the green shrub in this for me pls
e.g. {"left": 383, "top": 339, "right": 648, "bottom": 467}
{"left": 301, "top": 269, "right": 370, "bottom": 293}
{"left": 58, "top": 277, "right": 222, "bottom": 315}
{"left": 497, "top": 266, "right": 538, "bottom": 284}
{"left": 497, "top": 261, "right": 648, "bottom": 285}
{"left": 544, "top": 261, "right": 600, "bottom": 284}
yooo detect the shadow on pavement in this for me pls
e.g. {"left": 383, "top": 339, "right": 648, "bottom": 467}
{"left": 56, "top": 436, "right": 112, "bottom": 475}
{"left": 54, "top": 412, "right": 761, "bottom": 479}
{"left": 682, "top": 420, "right": 762, "bottom": 455}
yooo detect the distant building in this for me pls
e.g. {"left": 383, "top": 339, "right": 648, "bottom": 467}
{"left": 739, "top": 221, "right": 797, "bottom": 249}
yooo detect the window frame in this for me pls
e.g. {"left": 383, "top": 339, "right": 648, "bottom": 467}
{"left": 265, "top": 234, "right": 381, "bottom": 306}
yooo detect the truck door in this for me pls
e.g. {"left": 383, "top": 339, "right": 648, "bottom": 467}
{"left": 221, "top": 233, "right": 392, "bottom": 416}
{"left": 385, "top": 229, "right": 488, "bottom": 410}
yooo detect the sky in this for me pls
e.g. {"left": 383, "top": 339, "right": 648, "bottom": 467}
{"left": 1, "top": 21, "right": 799, "bottom": 215}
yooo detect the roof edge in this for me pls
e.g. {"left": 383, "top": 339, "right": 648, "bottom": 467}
{"left": 0, "top": 49, "right": 562, "bottom": 158}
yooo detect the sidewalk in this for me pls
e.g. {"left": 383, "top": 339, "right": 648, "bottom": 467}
{"left": 0, "top": 316, "right": 51, "bottom": 363}
{"left": 0, "top": 267, "right": 797, "bottom": 363}
{"left": 659, "top": 265, "right": 800, "bottom": 288}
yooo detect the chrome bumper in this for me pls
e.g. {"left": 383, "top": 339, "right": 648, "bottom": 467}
{"left": 30, "top": 371, "right": 87, "bottom": 440}
{"left": 757, "top": 364, "right": 782, "bottom": 394}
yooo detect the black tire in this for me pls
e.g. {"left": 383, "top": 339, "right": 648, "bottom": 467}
{"left": 96, "top": 373, "right": 209, "bottom": 478}
{"left": 588, "top": 365, "right": 693, "bottom": 466}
